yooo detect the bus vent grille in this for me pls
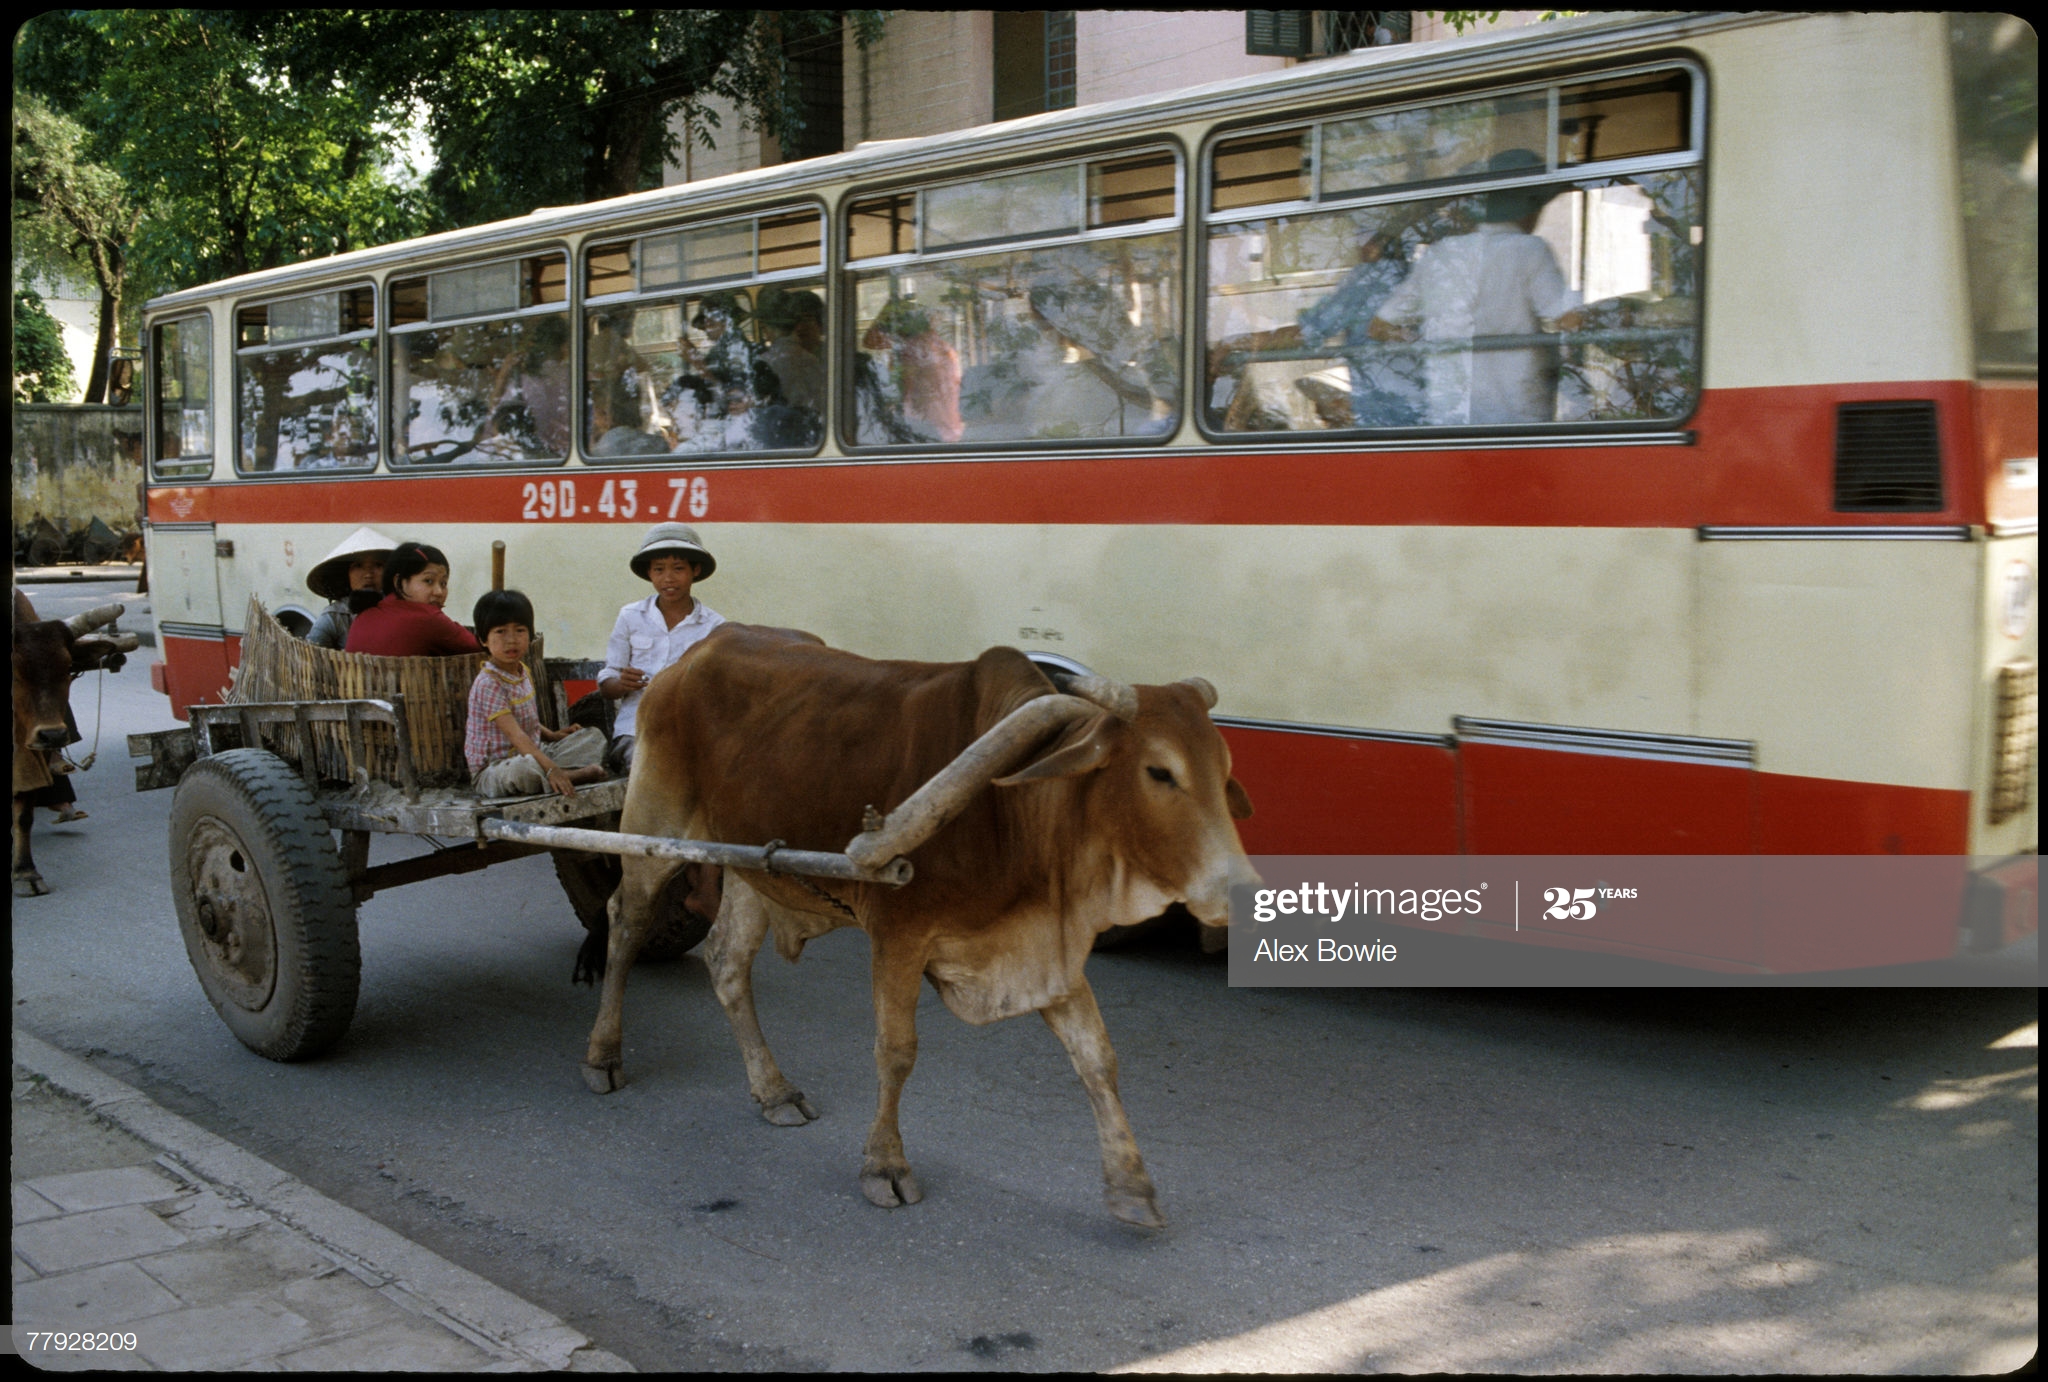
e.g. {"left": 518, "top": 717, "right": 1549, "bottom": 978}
{"left": 1990, "top": 659, "right": 2036, "bottom": 827}
{"left": 1833, "top": 401, "right": 1944, "bottom": 512}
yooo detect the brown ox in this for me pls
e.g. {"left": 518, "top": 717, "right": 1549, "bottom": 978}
{"left": 581, "top": 623, "right": 1256, "bottom": 1228}
{"left": 12, "top": 598, "right": 135, "bottom": 896}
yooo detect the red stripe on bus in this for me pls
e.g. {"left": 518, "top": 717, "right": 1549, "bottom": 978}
{"left": 150, "top": 380, "right": 2007, "bottom": 530}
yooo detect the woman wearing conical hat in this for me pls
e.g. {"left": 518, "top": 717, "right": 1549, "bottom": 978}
{"left": 303, "top": 527, "right": 399, "bottom": 649}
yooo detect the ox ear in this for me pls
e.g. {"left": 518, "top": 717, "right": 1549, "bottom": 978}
{"left": 993, "top": 715, "right": 1116, "bottom": 787}
{"left": 1226, "top": 777, "right": 1254, "bottom": 820}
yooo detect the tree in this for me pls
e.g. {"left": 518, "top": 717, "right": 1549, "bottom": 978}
{"left": 13, "top": 289, "right": 79, "bottom": 403}
{"left": 14, "top": 94, "right": 138, "bottom": 403}
{"left": 14, "top": 10, "right": 435, "bottom": 301}
{"left": 238, "top": 11, "right": 887, "bottom": 228}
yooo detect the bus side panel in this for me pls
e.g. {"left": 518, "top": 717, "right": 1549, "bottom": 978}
{"left": 1976, "top": 382, "right": 2038, "bottom": 531}
{"left": 1460, "top": 745, "right": 1753, "bottom": 854}
{"left": 1691, "top": 381, "right": 1981, "bottom": 527}
{"left": 1220, "top": 726, "right": 1459, "bottom": 855}
{"left": 158, "top": 633, "right": 234, "bottom": 722}
{"left": 1755, "top": 772, "right": 1970, "bottom": 855}
{"left": 1756, "top": 856, "right": 1971, "bottom": 973}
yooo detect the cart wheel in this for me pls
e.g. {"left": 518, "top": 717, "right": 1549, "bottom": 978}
{"left": 169, "top": 749, "right": 360, "bottom": 1061}
{"left": 551, "top": 851, "right": 709, "bottom": 960}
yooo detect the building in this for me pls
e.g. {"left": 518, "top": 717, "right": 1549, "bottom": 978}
{"left": 668, "top": 11, "right": 1547, "bottom": 185}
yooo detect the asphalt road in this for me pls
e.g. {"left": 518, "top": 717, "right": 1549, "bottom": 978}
{"left": 12, "top": 579, "right": 2039, "bottom": 1372}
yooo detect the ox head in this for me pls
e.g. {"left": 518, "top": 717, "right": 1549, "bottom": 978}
{"left": 12, "top": 604, "right": 132, "bottom": 751}
{"left": 993, "top": 671, "right": 1259, "bottom": 928}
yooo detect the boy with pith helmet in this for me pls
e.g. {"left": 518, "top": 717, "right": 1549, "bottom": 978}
{"left": 599, "top": 523, "right": 724, "bottom": 772}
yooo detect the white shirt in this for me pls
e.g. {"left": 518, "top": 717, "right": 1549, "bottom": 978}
{"left": 1374, "top": 222, "right": 1581, "bottom": 425}
{"left": 600, "top": 594, "right": 724, "bottom": 738}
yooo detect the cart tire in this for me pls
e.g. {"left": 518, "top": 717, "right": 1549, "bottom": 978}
{"left": 169, "top": 749, "right": 360, "bottom": 1061}
{"left": 551, "top": 850, "right": 709, "bottom": 959}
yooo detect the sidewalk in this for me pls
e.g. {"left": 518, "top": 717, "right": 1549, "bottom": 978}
{"left": 10, "top": 1032, "right": 633, "bottom": 1372}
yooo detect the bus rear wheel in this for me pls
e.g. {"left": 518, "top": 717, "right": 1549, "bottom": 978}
{"left": 170, "top": 749, "right": 360, "bottom": 1061}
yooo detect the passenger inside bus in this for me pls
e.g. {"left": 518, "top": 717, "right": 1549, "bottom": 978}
{"left": 1367, "top": 151, "right": 1584, "bottom": 425}
{"left": 753, "top": 287, "right": 827, "bottom": 448}
{"left": 859, "top": 298, "right": 964, "bottom": 443}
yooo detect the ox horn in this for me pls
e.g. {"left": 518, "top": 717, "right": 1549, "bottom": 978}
{"left": 1176, "top": 676, "right": 1219, "bottom": 709}
{"left": 843, "top": 692, "right": 1101, "bottom": 871}
{"left": 63, "top": 603, "right": 127, "bottom": 636}
{"left": 1049, "top": 669, "right": 1139, "bottom": 723}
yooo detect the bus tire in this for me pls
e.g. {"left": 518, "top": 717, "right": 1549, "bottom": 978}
{"left": 552, "top": 851, "right": 706, "bottom": 960}
{"left": 170, "top": 749, "right": 360, "bottom": 1062}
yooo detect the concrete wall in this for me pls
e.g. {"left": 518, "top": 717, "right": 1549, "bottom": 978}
{"left": 12, "top": 405, "right": 146, "bottom": 544}
{"left": 849, "top": 10, "right": 995, "bottom": 145}
{"left": 1076, "top": 12, "right": 1291, "bottom": 105}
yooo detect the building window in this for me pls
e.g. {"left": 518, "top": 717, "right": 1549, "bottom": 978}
{"left": 994, "top": 11, "right": 1077, "bottom": 122}
{"left": 781, "top": 17, "right": 845, "bottom": 164}
{"left": 1247, "top": 11, "right": 1409, "bottom": 58}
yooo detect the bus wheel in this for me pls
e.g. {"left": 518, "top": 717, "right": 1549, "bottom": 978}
{"left": 552, "top": 850, "right": 708, "bottom": 960}
{"left": 170, "top": 749, "right": 359, "bottom": 1061}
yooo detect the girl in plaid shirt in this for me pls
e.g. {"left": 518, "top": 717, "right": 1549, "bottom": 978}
{"left": 466, "top": 589, "right": 607, "bottom": 798}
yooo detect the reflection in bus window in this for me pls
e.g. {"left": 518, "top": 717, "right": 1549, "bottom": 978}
{"left": 1208, "top": 172, "right": 1701, "bottom": 430}
{"left": 1205, "top": 69, "right": 1701, "bottom": 433}
{"left": 586, "top": 285, "right": 827, "bottom": 455}
{"left": 583, "top": 208, "right": 826, "bottom": 458}
{"left": 847, "top": 150, "right": 1182, "bottom": 447}
{"left": 1949, "top": 14, "right": 2037, "bottom": 374}
{"left": 236, "top": 286, "right": 377, "bottom": 472}
{"left": 391, "top": 255, "right": 569, "bottom": 466}
{"left": 852, "top": 235, "right": 1183, "bottom": 445}
{"left": 152, "top": 315, "right": 213, "bottom": 479}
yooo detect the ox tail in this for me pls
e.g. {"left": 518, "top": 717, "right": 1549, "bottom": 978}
{"left": 573, "top": 917, "right": 608, "bottom": 986}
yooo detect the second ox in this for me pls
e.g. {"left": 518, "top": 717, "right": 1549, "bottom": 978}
{"left": 13, "top": 598, "right": 137, "bottom": 896}
{"left": 579, "top": 623, "right": 1256, "bottom": 1228}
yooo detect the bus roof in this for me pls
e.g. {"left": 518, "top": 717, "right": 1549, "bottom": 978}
{"left": 145, "top": 9, "right": 1773, "bottom": 315}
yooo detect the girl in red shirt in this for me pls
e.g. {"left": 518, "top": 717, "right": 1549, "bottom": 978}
{"left": 343, "top": 541, "right": 484, "bottom": 657}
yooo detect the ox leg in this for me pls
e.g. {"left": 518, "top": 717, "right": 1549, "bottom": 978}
{"left": 14, "top": 794, "right": 48, "bottom": 897}
{"left": 703, "top": 881, "right": 817, "bottom": 1125}
{"left": 860, "top": 943, "right": 926, "bottom": 1208}
{"left": 1040, "top": 977, "right": 1163, "bottom": 1229}
{"left": 580, "top": 853, "right": 680, "bottom": 1094}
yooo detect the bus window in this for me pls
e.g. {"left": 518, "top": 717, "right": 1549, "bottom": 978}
{"left": 1950, "top": 14, "right": 2037, "bottom": 376}
{"left": 391, "top": 254, "right": 571, "bottom": 466}
{"left": 152, "top": 315, "right": 213, "bottom": 480}
{"left": 1204, "top": 68, "right": 1702, "bottom": 434}
{"left": 848, "top": 148, "right": 1183, "bottom": 448}
{"left": 235, "top": 285, "right": 377, "bottom": 473}
{"left": 583, "top": 207, "right": 826, "bottom": 458}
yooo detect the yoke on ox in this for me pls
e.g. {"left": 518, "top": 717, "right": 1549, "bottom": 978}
{"left": 582, "top": 624, "right": 1256, "bottom": 1228}
{"left": 12, "top": 602, "right": 138, "bottom": 896}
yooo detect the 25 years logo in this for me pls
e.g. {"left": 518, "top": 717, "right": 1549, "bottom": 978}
{"left": 1543, "top": 887, "right": 1598, "bottom": 921}
{"left": 1541, "top": 885, "right": 1639, "bottom": 921}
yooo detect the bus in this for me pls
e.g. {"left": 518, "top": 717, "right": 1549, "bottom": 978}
{"left": 141, "top": 11, "right": 2036, "bottom": 972}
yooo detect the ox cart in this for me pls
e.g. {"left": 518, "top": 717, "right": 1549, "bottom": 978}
{"left": 137, "top": 610, "right": 917, "bottom": 1062}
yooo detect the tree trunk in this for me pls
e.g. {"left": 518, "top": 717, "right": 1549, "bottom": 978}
{"left": 85, "top": 283, "right": 117, "bottom": 405}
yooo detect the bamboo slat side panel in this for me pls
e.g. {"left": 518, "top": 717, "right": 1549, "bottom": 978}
{"left": 232, "top": 596, "right": 480, "bottom": 787}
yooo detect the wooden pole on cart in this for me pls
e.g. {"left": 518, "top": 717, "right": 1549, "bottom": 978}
{"left": 492, "top": 540, "right": 506, "bottom": 592}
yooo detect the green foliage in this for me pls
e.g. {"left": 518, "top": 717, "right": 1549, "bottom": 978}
{"left": 13, "top": 289, "right": 79, "bottom": 403}
{"left": 15, "top": 10, "right": 436, "bottom": 298}
{"left": 237, "top": 11, "right": 889, "bottom": 229}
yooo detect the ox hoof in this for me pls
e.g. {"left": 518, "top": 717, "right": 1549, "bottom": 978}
{"left": 760, "top": 1093, "right": 818, "bottom": 1126}
{"left": 581, "top": 1062, "right": 625, "bottom": 1094}
{"left": 14, "top": 873, "right": 50, "bottom": 898}
{"left": 860, "top": 1166, "right": 924, "bottom": 1208}
{"left": 1107, "top": 1188, "right": 1165, "bottom": 1230}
